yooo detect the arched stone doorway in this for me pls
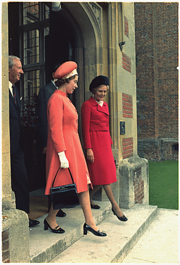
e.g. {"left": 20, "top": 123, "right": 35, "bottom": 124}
{"left": 27, "top": 2, "right": 104, "bottom": 219}
{"left": 37, "top": 2, "right": 103, "bottom": 193}
{"left": 8, "top": 2, "right": 103, "bottom": 193}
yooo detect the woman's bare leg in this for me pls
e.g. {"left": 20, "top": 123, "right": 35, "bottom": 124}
{"left": 78, "top": 190, "right": 98, "bottom": 230}
{"left": 103, "top": 184, "right": 124, "bottom": 217}
{"left": 46, "top": 203, "right": 61, "bottom": 229}
{"left": 89, "top": 185, "right": 101, "bottom": 205}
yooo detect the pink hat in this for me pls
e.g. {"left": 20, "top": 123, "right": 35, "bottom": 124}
{"left": 54, "top": 61, "right": 78, "bottom": 79}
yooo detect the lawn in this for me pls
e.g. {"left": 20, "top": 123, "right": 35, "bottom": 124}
{"left": 149, "top": 160, "right": 179, "bottom": 210}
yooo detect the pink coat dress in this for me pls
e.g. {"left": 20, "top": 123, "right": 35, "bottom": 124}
{"left": 45, "top": 90, "right": 91, "bottom": 195}
{"left": 81, "top": 96, "right": 117, "bottom": 185}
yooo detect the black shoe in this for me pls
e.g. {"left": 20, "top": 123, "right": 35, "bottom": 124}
{"left": 112, "top": 208, "right": 128, "bottom": 221}
{"left": 83, "top": 223, "right": 107, "bottom": 236}
{"left": 44, "top": 219, "right": 65, "bottom": 234}
{"left": 29, "top": 219, "right": 40, "bottom": 227}
{"left": 91, "top": 204, "right": 100, "bottom": 209}
{"left": 56, "top": 209, "right": 66, "bottom": 217}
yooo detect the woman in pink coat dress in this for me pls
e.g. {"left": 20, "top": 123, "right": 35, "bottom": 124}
{"left": 81, "top": 75, "right": 127, "bottom": 222}
{"left": 44, "top": 62, "right": 106, "bottom": 236}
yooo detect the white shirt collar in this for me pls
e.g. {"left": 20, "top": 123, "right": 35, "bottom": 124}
{"left": 9, "top": 81, "right": 13, "bottom": 95}
{"left": 92, "top": 95, "right": 104, "bottom": 107}
{"left": 51, "top": 80, "right": 58, "bottom": 89}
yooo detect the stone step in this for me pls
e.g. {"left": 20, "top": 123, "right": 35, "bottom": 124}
{"left": 29, "top": 203, "right": 157, "bottom": 263}
{"left": 29, "top": 203, "right": 158, "bottom": 263}
{"left": 29, "top": 201, "right": 112, "bottom": 263}
{"left": 50, "top": 204, "right": 158, "bottom": 263}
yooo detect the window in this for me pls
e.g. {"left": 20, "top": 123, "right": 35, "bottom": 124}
{"left": 23, "top": 2, "right": 40, "bottom": 24}
{"left": 172, "top": 143, "right": 178, "bottom": 155}
{"left": 19, "top": 2, "right": 50, "bottom": 126}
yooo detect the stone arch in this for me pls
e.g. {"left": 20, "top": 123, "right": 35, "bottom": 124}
{"left": 63, "top": 2, "right": 103, "bottom": 100}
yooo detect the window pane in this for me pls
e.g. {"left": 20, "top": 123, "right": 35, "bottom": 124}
{"left": 44, "top": 4, "right": 50, "bottom": 19}
{"left": 23, "top": 2, "right": 39, "bottom": 25}
{"left": 21, "top": 70, "right": 39, "bottom": 126}
{"left": 24, "top": 29, "right": 39, "bottom": 65}
{"left": 24, "top": 70, "right": 40, "bottom": 101}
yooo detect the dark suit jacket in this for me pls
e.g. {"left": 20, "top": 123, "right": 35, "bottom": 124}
{"left": 9, "top": 86, "right": 22, "bottom": 154}
{"left": 37, "top": 81, "right": 57, "bottom": 148}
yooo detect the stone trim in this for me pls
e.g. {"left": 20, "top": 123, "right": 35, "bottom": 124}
{"left": 89, "top": 2, "right": 101, "bottom": 26}
{"left": 119, "top": 155, "right": 149, "bottom": 209}
{"left": 138, "top": 138, "right": 178, "bottom": 143}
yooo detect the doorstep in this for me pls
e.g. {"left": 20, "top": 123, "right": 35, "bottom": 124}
{"left": 50, "top": 204, "right": 158, "bottom": 263}
{"left": 29, "top": 200, "right": 111, "bottom": 263}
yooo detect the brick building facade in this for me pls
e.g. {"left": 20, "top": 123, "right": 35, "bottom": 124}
{"left": 2, "top": 3, "right": 150, "bottom": 262}
{"left": 135, "top": 3, "right": 178, "bottom": 161}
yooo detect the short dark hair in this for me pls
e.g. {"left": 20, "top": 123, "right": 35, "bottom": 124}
{"left": 52, "top": 63, "right": 61, "bottom": 74}
{"left": 89, "top": 75, "right": 109, "bottom": 92}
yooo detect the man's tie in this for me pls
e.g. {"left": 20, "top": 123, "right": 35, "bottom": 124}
{"left": 12, "top": 85, "right": 17, "bottom": 104}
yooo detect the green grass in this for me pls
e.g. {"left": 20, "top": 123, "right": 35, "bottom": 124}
{"left": 149, "top": 160, "right": 179, "bottom": 210}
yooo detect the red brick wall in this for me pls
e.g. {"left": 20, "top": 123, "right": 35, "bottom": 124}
{"left": 154, "top": 3, "right": 178, "bottom": 138}
{"left": 133, "top": 167, "right": 144, "bottom": 204}
{"left": 124, "top": 16, "right": 129, "bottom": 37}
{"left": 135, "top": 3, "right": 155, "bottom": 139}
{"left": 122, "top": 137, "right": 133, "bottom": 159}
{"left": 122, "top": 53, "right": 131, "bottom": 73}
{"left": 122, "top": 93, "right": 133, "bottom": 118}
{"left": 2, "top": 230, "right": 10, "bottom": 263}
{"left": 135, "top": 3, "right": 178, "bottom": 160}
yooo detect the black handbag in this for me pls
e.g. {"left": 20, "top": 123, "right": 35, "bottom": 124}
{"left": 50, "top": 167, "right": 79, "bottom": 210}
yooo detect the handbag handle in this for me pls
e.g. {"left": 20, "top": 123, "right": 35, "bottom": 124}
{"left": 52, "top": 167, "right": 74, "bottom": 187}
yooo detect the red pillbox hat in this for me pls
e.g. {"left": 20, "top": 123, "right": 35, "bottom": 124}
{"left": 54, "top": 61, "right": 78, "bottom": 79}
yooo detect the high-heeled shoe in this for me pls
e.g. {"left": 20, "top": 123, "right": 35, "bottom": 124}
{"left": 83, "top": 223, "right": 107, "bottom": 236}
{"left": 112, "top": 208, "right": 128, "bottom": 221}
{"left": 44, "top": 219, "right": 65, "bottom": 233}
{"left": 91, "top": 204, "right": 100, "bottom": 209}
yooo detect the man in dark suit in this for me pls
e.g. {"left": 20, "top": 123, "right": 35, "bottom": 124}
{"left": 37, "top": 64, "right": 66, "bottom": 217}
{"left": 9, "top": 55, "right": 39, "bottom": 227}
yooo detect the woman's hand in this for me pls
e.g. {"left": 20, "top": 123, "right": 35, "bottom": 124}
{"left": 86, "top": 148, "right": 94, "bottom": 163}
{"left": 58, "top": 151, "right": 69, "bottom": 168}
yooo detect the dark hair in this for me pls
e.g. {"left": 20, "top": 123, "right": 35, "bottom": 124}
{"left": 52, "top": 63, "right": 61, "bottom": 74}
{"left": 89, "top": 75, "right": 109, "bottom": 92}
{"left": 51, "top": 63, "right": 61, "bottom": 80}
{"left": 55, "top": 74, "right": 78, "bottom": 87}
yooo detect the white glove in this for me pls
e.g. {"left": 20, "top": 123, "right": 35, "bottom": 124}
{"left": 58, "top": 151, "right": 69, "bottom": 168}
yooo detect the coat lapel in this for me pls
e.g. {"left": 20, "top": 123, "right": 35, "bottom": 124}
{"left": 9, "top": 88, "right": 20, "bottom": 110}
{"left": 89, "top": 96, "right": 109, "bottom": 116}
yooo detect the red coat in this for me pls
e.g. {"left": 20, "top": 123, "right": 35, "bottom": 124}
{"left": 81, "top": 96, "right": 117, "bottom": 185}
{"left": 45, "top": 90, "right": 91, "bottom": 195}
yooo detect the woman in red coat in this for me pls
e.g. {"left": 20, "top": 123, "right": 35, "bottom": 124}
{"left": 81, "top": 75, "right": 127, "bottom": 222}
{"left": 44, "top": 62, "right": 106, "bottom": 236}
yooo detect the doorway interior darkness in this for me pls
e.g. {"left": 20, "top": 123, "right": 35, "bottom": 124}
{"left": 8, "top": 2, "right": 77, "bottom": 191}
